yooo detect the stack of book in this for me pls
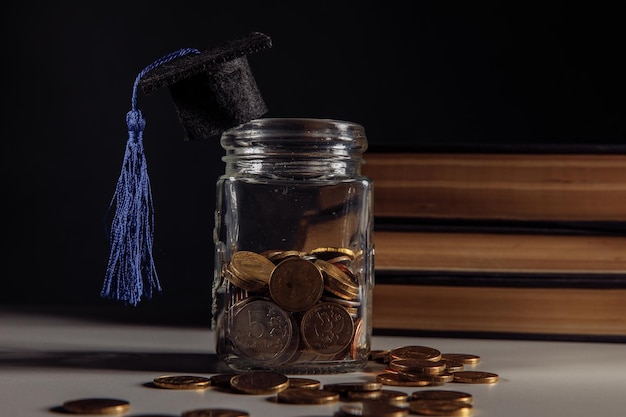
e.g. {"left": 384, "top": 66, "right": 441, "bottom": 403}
{"left": 363, "top": 148, "right": 626, "bottom": 341}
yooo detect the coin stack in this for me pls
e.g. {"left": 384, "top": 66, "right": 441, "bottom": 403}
{"left": 372, "top": 345, "right": 499, "bottom": 388}
{"left": 214, "top": 247, "right": 369, "bottom": 372}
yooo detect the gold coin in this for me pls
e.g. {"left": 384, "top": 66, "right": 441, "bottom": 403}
{"left": 181, "top": 409, "right": 250, "bottom": 417}
{"left": 229, "top": 251, "right": 275, "bottom": 288}
{"left": 315, "top": 259, "right": 360, "bottom": 300}
{"left": 288, "top": 377, "right": 322, "bottom": 389}
{"left": 410, "top": 390, "right": 473, "bottom": 404}
{"left": 346, "top": 389, "right": 409, "bottom": 404}
{"left": 277, "top": 388, "right": 340, "bottom": 404}
{"left": 310, "top": 246, "right": 356, "bottom": 260}
{"left": 339, "top": 402, "right": 409, "bottom": 417}
{"left": 409, "top": 399, "right": 473, "bottom": 416}
{"left": 389, "top": 345, "right": 442, "bottom": 361}
{"left": 389, "top": 358, "right": 447, "bottom": 375}
{"left": 230, "top": 371, "right": 290, "bottom": 395}
{"left": 153, "top": 375, "right": 212, "bottom": 389}
{"left": 323, "top": 381, "right": 383, "bottom": 393}
{"left": 441, "top": 353, "right": 481, "bottom": 365}
{"left": 224, "top": 265, "right": 265, "bottom": 292}
{"left": 301, "top": 302, "right": 355, "bottom": 355}
{"left": 452, "top": 371, "right": 499, "bottom": 384}
{"left": 384, "top": 369, "right": 450, "bottom": 386}
{"left": 439, "top": 358, "right": 465, "bottom": 373}
{"left": 265, "top": 250, "right": 307, "bottom": 263}
{"left": 376, "top": 372, "right": 433, "bottom": 387}
{"left": 269, "top": 257, "right": 324, "bottom": 312}
{"left": 62, "top": 398, "right": 130, "bottom": 415}
{"left": 324, "top": 254, "right": 354, "bottom": 265}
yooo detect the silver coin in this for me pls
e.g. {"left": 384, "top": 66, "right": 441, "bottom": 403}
{"left": 231, "top": 299, "right": 295, "bottom": 362}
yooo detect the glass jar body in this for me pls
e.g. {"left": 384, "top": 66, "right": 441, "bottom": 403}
{"left": 212, "top": 118, "right": 374, "bottom": 374}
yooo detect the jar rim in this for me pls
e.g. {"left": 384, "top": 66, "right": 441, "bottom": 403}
{"left": 221, "top": 118, "right": 367, "bottom": 146}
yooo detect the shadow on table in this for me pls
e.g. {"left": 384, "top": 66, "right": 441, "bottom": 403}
{"left": 0, "top": 350, "right": 230, "bottom": 373}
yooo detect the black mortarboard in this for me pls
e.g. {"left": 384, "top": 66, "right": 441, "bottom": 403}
{"left": 139, "top": 31, "right": 272, "bottom": 141}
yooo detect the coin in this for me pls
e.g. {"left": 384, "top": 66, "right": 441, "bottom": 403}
{"left": 230, "top": 299, "right": 297, "bottom": 363}
{"left": 452, "top": 371, "right": 499, "bottom": 384}
{"left": 441, "top": 353, "right": 481, "bottom": 365}
{"left": 439, "top": 358, "right": 464, "bottom": 373}
{"left": 230, "top": 371, "right": 290, "bottom": 395}
{"left": 269, "top": 257, "right": 324, "bottom": 312}
{"left": 288, "top": 377, "right": 322, "bottom": 389}
{"left": 383, "top": 369, "right": 450, "bottom": 386}
{"left": 277, "top": 388, "right": 340, "bottom": 404}
{"left": 180, "top": 409, "right": 249, "bottom": 417}
{"left": 410, "top": 390, "right": 473, "bottom": 404}
{"left": 346, "top": 389, "right": 409, "bottom": 404}
{"left": 62, "top": 398, "right": 130, "bottom": 414}
{"left": 315, "top": 259, "right": 360, "bottom": 300}
{"left": 324, "top": 381, "right": 383, "bottom": 393}
{"left": 338, "top": 401, "right": 409, "bottom": 417}
{"left": 376, "top": 372, "right": 433, "bottom": 387}
{"left": 153, "top": 375, "right": 212, "bottom": 389}
{"left": 388, "top": 358, "right": 447, "bottom": 375}
{"left": 409, "top": 400, "right": 473, "bottom": 416}
{"left": 311, "top": 246, "right": 356, "bottom": 261}
{"left": 228, "top": 251, "right": 276, "bottom": 291}
{"left": 301, "top": 302, "right": 355, "bottom": 355}
{"left": 388, "top": 346, "right": 442, "bottom": 362}
{"left": 264, "top": 249, "right": 307, "bottom": 263}
{"left": 224, "top": 265, "right": 265, "bottom": 292}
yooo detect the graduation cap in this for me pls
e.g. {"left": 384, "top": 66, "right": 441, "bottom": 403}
{"left": 139, "top": 31, "right": 272, "bottom": 141}
{"left": 101, "top": 32, "right": 272, "bottom": 305}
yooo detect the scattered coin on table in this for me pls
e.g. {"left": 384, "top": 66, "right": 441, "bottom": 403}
{"left": 62, "top": 398, "right": 130, "bottom": 415}
{"left": 152, "top": 375, "right": 212, "bottom": 389}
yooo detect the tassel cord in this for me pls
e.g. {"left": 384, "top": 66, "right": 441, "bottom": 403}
{"left": 102, "top": 47, "right": 200, "bottom": 305}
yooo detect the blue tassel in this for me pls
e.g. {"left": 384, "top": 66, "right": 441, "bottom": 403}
{"left": 102, "top": 48, "right": 199, "bottom": 305}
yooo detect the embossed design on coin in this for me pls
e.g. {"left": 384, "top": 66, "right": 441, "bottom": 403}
{"left": 231, "top": 299, "right": 296, "bottom": 363}
{"left": 62, "top": 398, "right": 130, "bottom": 414}
{"left": 300, "top": 301, "right": 355, "bottom": 355}
{"left": 269, "top": 257, "right": 324, "bottom": 312}
{"left": 152, "top": 375, "right": 211, "bottom": 389}
{"left": 230, "top": 371, "right": 289, "bottom": 395}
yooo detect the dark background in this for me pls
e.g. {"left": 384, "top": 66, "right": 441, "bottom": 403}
{"left": 2, "top": 2, "right": 624, "bottom": 323}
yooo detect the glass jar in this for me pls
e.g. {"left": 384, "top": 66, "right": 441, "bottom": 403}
{"left": 212, "top": 118, "right": 374, "bottom": 374}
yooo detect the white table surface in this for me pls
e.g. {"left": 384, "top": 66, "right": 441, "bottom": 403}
{"left": 1, "top": 307, "right": 625, "bottom": 417}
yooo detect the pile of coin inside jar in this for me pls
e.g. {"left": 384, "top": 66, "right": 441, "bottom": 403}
{"left": 216, "top": 247, "right": 368, "bottom": 368}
